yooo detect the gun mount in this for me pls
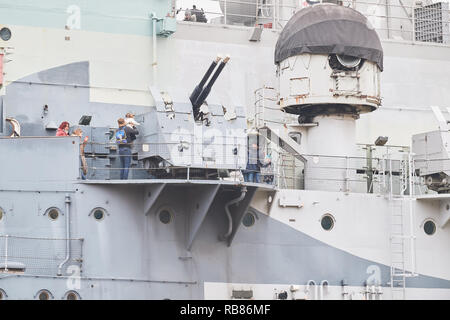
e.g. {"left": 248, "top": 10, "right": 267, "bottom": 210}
{"left": 131, "top": 54, "right": 246, "bottom": 179}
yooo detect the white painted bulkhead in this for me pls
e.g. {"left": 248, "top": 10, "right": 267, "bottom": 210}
{"left": 303, "top": 115, "right": 358, "bottom": 192}
{"left": 247, "top": 188, "right": 450, "bottom": 299}
{"left": 278, "top": 54, "right": 381, "bottom": 111}
{"left": 1, "top": 23, "right": 450, "bottom": 148}
{"left": 204, "top": 282, "right": 450, "bottom": 300}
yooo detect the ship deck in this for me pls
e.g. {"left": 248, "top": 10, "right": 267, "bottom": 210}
{"left": 416, "top": 194, "right": 450, "bottom": 201}
{"left": 77, "top": 179, "right": 276, "bottom": 190}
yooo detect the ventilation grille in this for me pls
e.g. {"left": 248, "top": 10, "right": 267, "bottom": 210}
{"left": 414, "top": 2, "right": 450, "bottom": 44}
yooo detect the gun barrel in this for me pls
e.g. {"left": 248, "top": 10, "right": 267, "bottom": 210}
{"left": 193, "top": 55, "right": 230, "bottom": 115}
{"left": 189, "top": 55, "right": 222, "bottom": 106}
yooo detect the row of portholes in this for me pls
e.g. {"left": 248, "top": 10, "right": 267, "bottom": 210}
{"left": 240, "top": 211, "right": 438, "bottom": 237}
{"left": 317, "top": 214, "right": 438, "bottom": 236}
{"left": 156, "top": 208, "right": 259, "bottom": 228}
{"left": 0, "top": 204, "right": 440, "bottom": 236}
{"left": 41, "top": 207, "right": 107, "bottom": 221}
{"left": 0, "top": 207, "right": 107, "bottom": 221}
{"left": 155, "top": 208, "right": 258, "bottom": 227}
{"left": 37, "top": 289, "right": 81, "bottom": 300}
{"left": 0, "top": 288, "right": 80, "bottom": 300}
{"left": 241, "top": 211, "right": 335, "bottom": 230}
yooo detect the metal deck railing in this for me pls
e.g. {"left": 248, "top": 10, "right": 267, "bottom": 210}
{"left": 79, "top": 140, "right": 286, "bottom": 186}
{"left": 176, "top": 0, "right": 450, "bottom": 45}
{"left": 0, "top": 235, "right": 83, "bottom": 277}
{"left": 76, "top": 139, "right": 444, "bottom": 197}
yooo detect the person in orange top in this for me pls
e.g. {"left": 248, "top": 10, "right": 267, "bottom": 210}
{"left": 71, "top": 128, "right": 89, "bottom": 180}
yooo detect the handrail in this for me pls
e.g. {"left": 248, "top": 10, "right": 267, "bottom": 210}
{"left": 0, "top": 234, "right": 83, "bottom": 277}
{"left": 74, "top": 140, "right": 443, "bottom": 195}
{"left": 177, "top": 0, "right": 450, "bottom": 46}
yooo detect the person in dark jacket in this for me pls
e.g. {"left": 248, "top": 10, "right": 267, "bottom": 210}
{"left": 191, "top": 5, "right": 207, "bottom": 23}
{"left": 116, "top": 118, "right": 139, "bottom": 180}
{"left": 244, "top": 135, "right": 266, "bottom": 183}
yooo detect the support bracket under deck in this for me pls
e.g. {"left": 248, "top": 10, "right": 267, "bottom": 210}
{"left": 186, "top": 184, "right": 221, "bottom": 251}
{"left": 227, "top": 187, "right": 257, "bottom": 247}
{"left": 144, "top": 183, "right": 166, "bottom": 216}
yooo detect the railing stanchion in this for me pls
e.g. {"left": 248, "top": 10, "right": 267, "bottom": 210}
{"left": 4, "top": 235, "right": 8, "bottom": 273}
{"left": 224, "top": 0, "right": 227, "bottom": 24}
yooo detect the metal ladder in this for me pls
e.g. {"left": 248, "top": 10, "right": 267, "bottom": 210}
{"left": 253, "top": 86, "right": 278, "bottom": 129}
{"left": 255, "top": 0, "right": 279, "bottom": 27}
{"left": 389, "top": 198, "right": 407, "bottom": 300}
{"left": 389, "top": 153, "right": 418, "bottom": 300}
{"left": 400, "top": 159, "right": 409, "bottom": 195}
{"left": 278, "top": 152, "right": 295, "bottom": 189}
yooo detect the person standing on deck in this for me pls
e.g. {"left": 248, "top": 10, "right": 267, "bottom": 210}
{"left": 116, "top": 118, "right": 139, "bottom": 180}
{"left": 71, "top": 128, "right": 89, "bottom": 180}
{"left": 244, "top": 135, "right": 266, "bottom": 183}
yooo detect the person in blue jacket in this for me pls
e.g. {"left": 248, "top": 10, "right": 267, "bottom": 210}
{"left": 116, "top": 118, "right": 139, "bottom": 180}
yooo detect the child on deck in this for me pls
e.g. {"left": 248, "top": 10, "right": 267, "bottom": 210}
{"left": 125, "top": 113, "right": 140, "bottom": 128}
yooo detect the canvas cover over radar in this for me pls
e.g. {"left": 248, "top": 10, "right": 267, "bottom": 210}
{"left": 274, "top": 4, "right": 384, "bottom": 70}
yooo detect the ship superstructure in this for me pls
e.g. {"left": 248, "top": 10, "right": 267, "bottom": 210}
{"left": 0, "top": 0, "right": 449, "bottom": 300}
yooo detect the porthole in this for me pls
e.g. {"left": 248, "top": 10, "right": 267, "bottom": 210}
{"left": 93, "top": 209, "right": 105, "bottom": 221}
{"left": 89, "top": 207, "right": 107, "bottom": 221}
{"left": 39, "top": 291, "right": 49, "bottom": 300}
{"left": 49, "top": 210, "right": 59, "bottom": 220}
{"left": 45, "top": 207, "right": 61, "bottom": 221}
{"left": 36, "top": 289, "right": 52, "bottom": 300}
{"left": 64, "top": 291, "right": 81, "bottom": 300}
{"left": 0, "top": 27, "right": 12, "bottom": 41}
{"left": 321, "top": 214, "right": 335, "bottom": 231}
{"left": 159, "top": 209, "right": 172, "bottom": 224}
{"left": 424, "top": 220, "right": 436, "bottom": 236}
{"left": 67, "top": 292, "right": 77, "bottom": 300}
{"left": 242, "top": 212, "right": 256, "bottom": 227}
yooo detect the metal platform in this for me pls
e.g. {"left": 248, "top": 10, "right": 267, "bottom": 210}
{"left": 77, "top": 178, "right": 275, "bottom": 249}
{"left": 77, "top": 178, "right": 276, "bottom": 190}
{"left": 416, "top": 193, "right": 450, "bottom": 228}
{"left": 416, "top": 194, "right": 450, "bottom": 201}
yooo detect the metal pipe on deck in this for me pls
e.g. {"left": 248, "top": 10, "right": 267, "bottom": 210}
{"left": 305, "top": 280, "right": 317, "bottom": 300}
{"left": 370, "top": 285, "right": 376, "bottom": 300}
{"left": 364, "top": 283, "right": 371, "bottom": 300}
{"left": 319, "top": 280, "right": 329, "bottom": 300}
{"left": 408, "top": 153, "right": 417, "bottom": 277}
{"left": 4, "top": 235, "right": 8, "bottom": 272}
{"left": 376, "top": 286, "right": 383, "bottom": 300}
{"left": 151, "top": 12, "right": 158, "bottom": 86}
{"left": 57, "top": 194, "right": 71, "bottom": 276}
{"left": 220, "top": 187, "right": 247, "bottom": 241}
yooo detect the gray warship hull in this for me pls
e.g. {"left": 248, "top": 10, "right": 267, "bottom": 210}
{"left": 0, "top": 0, "right": 449, "bottom": 300}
